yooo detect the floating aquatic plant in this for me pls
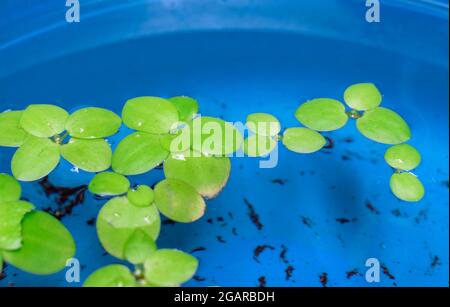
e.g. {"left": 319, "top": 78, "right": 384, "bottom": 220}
{"left": 0, "top": 84, "right": 425, "bottom": 286}
{"left": 0, "top": 174, "right": 75, "bottom": 275}
{"left": 295, "top": 98, "right": 348, "bottom": 131}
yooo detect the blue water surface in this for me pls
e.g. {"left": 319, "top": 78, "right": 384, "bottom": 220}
{"left": 0, "top": 0, "right": 448, "bottom": 287}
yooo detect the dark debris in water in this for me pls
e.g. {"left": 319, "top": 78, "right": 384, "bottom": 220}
{"left": 430, "top": 255, "right": 442, "bottom": 269}
{"left": 346, "top": 268, "right": 362, "bottom": 279}
{"left": 190, "top": 247, "right": 207, "bottom": 254}
{"left": 279, "top": 245, "right": 289, "bottom": 264}
{"left": 285, "top": 265, "right": 295, "bottom": 281}
{"left": 86, "top": 217, "right": 96, "bottom": 226}
{"left": 258, "top": 276, "right": 267, "bottom": 287}
{"left": 39, "top": 177, "right": 87, "bottom": 220}
{"left": 323, "top": 136, "right": 334, "bottom": 149}
{"left": 244, "top": 198, "right": 263, "bottom": 231}
{"left": 381, "top": 263, "right": 396, "bottom": 280}
{"left": 300, "top": 216, "right": 315, "bottom": 228}
{"left": 253, "top": 245, "right": 275, "bottom": 263}
{"left": 391, "top": 209, "right": 408, "bottom": 218}
{"left": 270, "top": 178, "right": 288, "bottom": 186}
{"left": 231, "top": 227, "right": 238, "bottom": 236}
{"left": 415, "top": 209, "right": 428, "bottom": 224}
{"left": 162, "top": 219, "right": 176, "bottom": 226}
{"left": 319, "top": 272, "right": 328, "bottom": 287}
{"left": 341, "top": 137, "right": 354, "bottom": 143}
{"left": 193, "top": 275, "right": 206, "bottom": 282}
{"left": 365, "top": 201, "right": 380, "bottom": 215}
{"left": 216, "top": 236, "right": 226, "bottom": 244}
{"left": 336, "top": 217, "right": 358, "bottom": 224}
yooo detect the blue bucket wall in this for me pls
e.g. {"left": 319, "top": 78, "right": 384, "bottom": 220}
{"left": 0, "top": 0, "right": 448, "bottom": 287}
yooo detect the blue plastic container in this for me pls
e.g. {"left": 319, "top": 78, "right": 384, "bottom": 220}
{"left": 0, "top": 0, "right": 448, "bottom": 287}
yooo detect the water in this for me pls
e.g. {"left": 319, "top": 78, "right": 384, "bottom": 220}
{"left": 0, "top": 1, "right": 448, "bottom": 287}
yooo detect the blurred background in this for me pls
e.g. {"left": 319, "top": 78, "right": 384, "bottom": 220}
{"left": 0, "top": 0, "right": 448, "bottom": 286}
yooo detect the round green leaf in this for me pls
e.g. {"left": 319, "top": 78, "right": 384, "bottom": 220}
{"left": 246, "top": 113, "right": 281, "bottom": 137}
{"left": 83, "top": 265, "right": 135, "bottom": 287}
{"left": 97, "top": 202, "right": 160, "bottom": 259}
{"left": 243, "top": 135, "right": 277, "bottom": 157}
{"left": 127, "top": 185, "right": 154, "bottom": 207}
{"left": 122, "top": 96, "right": 179, "bottom": 134}
{"left": 144, "top": 249, "right": 198, "bottom": 286}
{"left": 384, "top": 144, "right": 421, "bottom": 171}
{"left": 0, "top": 201, "right": 34, "bottom": 250}
{"left": 0, "top": 111, "right": 27, "bottom": 147}
{"left": 100, "top": 196, "right": 160, "bottom": 229}
{"left": 2, "top": 211, "right": 75, "bottom": 275}
{"left": 0, "top": 173, "right": 21, "bottom": 203}
{"left": 190, "top": 116, "right": 243, "bottom": 156}
{"left": 164, "top": 153, "right": 231, "bottom": 199}
{"left": 11, "top": 136, "right": 60, "bottom": 182}
{"left": 61, "top": 138, "right": 112, "bottom": 172}
{"left": 88, "top": 172, "right": 130, "bottom": 196}
{"left": 169, "top": 96, "right": 199, "bottom": 122}
{"left": 282, "top": 127, "right": 326, "bottom": 154}
{"left": 112, "top": 132, "right": 169, "bottom": 176}
{"left": 356, "top": 107, "right": 411, "bottom": 144}
{"left": 390, "top": 172, "right": 425, "bottom": 202}
{"left": 66, "top": 107, "right": 121, "bottom": 139}
{"left": 344, "top": 83, "right": 382, "bottom": 111}
{"left": 154, "top": 179, "right": 206, "bottom": 223}
{"left": 20, "top": 104, "right": 68, "bottom": 138}
{"left": 295, "top": 98, "right": 348, "bottom": 131}
{"left": 124, "top": 229, "right": 157, "bottom": 264}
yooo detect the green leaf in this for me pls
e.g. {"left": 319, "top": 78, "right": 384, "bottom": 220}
{"left": 124, "top": 229, "right": 157, "bottom": 264}
{"left": 243, "top": 135, "right": 277, "bottom": 157}
{"left": 189, "top": 116, "right": 243, "bottom": 156}
{"left": 384, "top": 144, "right": 421, "bottom": 171}
{"left": 0, "top": 201, "right": 34, "bottom": 250}
{"left": 97, "top": 204, "right": 160, "bottom": 259}
{"left": 159, "top": 128, "right": 191, "bottom": 153}
{"left": 144, "top": 249, "right": 198, "bottom": 286}
{"left": 112, "top": 132, "right": 169, "bottom": 176}
{"left": 83, "top": 265, "right": 135, "bottom": 287}
{"left": 88, "top": 172, "right": 130, "bottom": 196}
{"left": 122, "top": 96, "right": 179, "bottom": 134}
{"left": 246, "top": 113, "right": 281, "bottom": 136}
{"left": 0, "top": 111, "right": 27, "bottom": 147}
{"left": 390, "top": 172, "right": 425, "bottom": 202}
{"left": 127, "top": 185, "right": 154, "bottom": 207}
{"left": 100, "top": 196, "right": 160, "bottom": 229}
{"left": 20, "top": 104, "right": 68, "bottom": 138}
{"left": 295, "top": 98, "right": 348, "bottom": 131}
{"left": 66, "top": 107, "right": 121, "bottom": 139}
{"left": 164, "top": 153, "right": 231, "bottom": 199}
{"left": 356, "top": 107, "right": 411, "bottom": 144}
{"left": 344, "top": 83, "right": 382, "bottom": 111}
{"left": 169, "top": 96, "right": 199, "bottom": 122}
{"left": 61, "top": 138, "right": 112, "bottom": 172}
{"left": 2, "top": 211, "right": 75, "bottom": 275}
{"left": 0, "top": 173, "right": 21, "bottom": 203}
{"left": 154, "top": 179, "right": 206, "bottom": 223}
{"left": 11, "top": 136, "right": 60, "bottom": 181}
{"left": 282, "top": 127, "right": 326, "bottom": 153}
